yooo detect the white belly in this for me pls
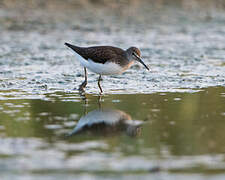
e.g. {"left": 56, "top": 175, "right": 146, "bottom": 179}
{"left": 73, "top": 52, "right": 125, "bottom": 75}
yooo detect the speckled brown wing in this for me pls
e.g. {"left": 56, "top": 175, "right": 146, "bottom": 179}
{"left": 82, "top": 46, "right": 127, "bottom": 64}
{"left": 65, "top": 43, "right": 127, "bottom": 65}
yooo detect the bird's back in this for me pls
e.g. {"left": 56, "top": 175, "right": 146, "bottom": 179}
{"left": 65, "top": 43, "right": 128, "bottom": 65}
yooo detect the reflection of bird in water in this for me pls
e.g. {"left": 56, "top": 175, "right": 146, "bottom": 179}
{"left": 67, "top": 109, "right": 142, "bottom": 137}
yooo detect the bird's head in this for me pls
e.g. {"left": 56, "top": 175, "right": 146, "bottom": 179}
{"left": 126, "top": 47, "right": 149, "bottom": 70}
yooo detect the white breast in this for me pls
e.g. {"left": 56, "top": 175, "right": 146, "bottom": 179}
{"left": 73, "top": 52, "right": 125, "bottom": 75}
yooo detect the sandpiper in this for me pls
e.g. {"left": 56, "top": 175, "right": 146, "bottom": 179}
{"left": 65, "top": 43, "right": 149, "bottom": 93}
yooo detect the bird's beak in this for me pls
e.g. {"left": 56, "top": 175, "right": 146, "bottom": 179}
{"left": 134, "top": 54, "right": 149, "bottom": 71}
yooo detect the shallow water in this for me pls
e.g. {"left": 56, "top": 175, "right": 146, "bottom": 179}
{"left": 0, "top": 1, "right": 225, "bottom": 179}
{"left": 0, "top": 86, "right": 225, "bottom": 180}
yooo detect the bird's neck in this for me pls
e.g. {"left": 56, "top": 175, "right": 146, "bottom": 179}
{"left": 122, "top": 60, "right": 134, "bottom": 70}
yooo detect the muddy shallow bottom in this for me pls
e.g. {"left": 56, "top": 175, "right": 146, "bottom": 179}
{"left": 0, "top": 86, "right": 225, "bottom": 180}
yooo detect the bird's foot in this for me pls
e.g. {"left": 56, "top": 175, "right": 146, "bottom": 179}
{"left": 79, "top": 91, "right": 87, "bottom": 101}
{"left": 78, "top": 81, "right": 87, "bottom": 92}
{"left": 78, "top": 86, "right": 85, "bottom": 92}
{"left": 78, "top": 88, "right": 86, "bottom": 98}
{"left": 99, "top": 91, "right": 103, "bottom": 96}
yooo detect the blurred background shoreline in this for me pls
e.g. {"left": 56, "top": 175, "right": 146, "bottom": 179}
{"left": 1, "top": 0, "right": 225, "bottom": 32}
{"left": 1, "top": 0, "right": 225, "bottom": 11}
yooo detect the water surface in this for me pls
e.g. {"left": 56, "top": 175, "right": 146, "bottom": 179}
{"left": 0, "top": 86, "right": 225, "bottom": 179}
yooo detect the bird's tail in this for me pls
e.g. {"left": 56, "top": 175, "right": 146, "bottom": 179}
{"left": 65, "top": 42, "right": 83, "bottom": 54}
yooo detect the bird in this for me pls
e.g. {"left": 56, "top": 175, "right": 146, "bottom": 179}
{"left": 64, "top": 43, "right": 149, "bottom": 93}
{"left": 67, "top": 108, "right": 142, "bottom": 137}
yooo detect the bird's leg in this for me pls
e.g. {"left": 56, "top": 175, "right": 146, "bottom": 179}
{"left": 98, "top": 75, "right": 103, "bottom": 94}
{"left": 78, "top": 67, "right": 87, "bottom": 92}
